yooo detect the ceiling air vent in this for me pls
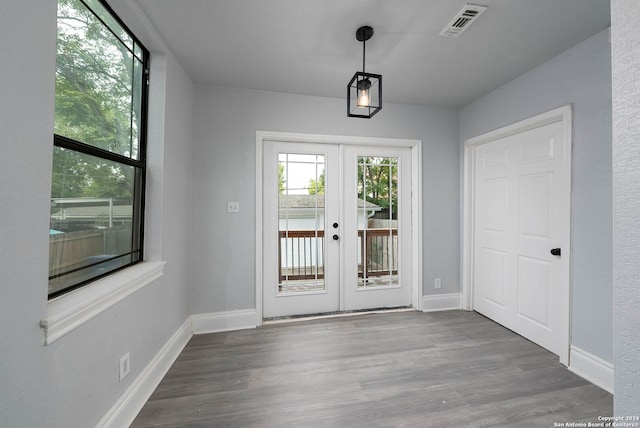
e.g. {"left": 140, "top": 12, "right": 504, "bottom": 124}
{"left": 439, "top": 4, "right": 487, "bottom": 38}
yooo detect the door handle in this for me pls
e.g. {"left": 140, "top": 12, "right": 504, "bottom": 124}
{"left": 333, "top": 234, "right": 339, "bottom": 241}
{"left": 550, "top": 248, "right": 561, "bottom": 256}
{"left": 333, "top": 222, "right": 339, "bottom": 229}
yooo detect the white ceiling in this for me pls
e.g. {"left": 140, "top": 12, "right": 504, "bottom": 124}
{"left": 131, "top": 0, "right": 610, "bottom": 108}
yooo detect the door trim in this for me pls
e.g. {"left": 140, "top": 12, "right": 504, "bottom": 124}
{"left": 256, "top": 131, "right": 423, "bottom": 324}
{"left": 462, "top": 105, "right": 572, "bottom": 365}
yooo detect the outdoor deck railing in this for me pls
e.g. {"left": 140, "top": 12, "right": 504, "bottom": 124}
{"left": 359, "top": 228, "right": 398, "bottom": 278}
{"left": 279, "top": 228, "right": 398, "bottom": 282}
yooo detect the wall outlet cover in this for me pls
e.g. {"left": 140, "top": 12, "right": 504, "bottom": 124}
{"left": 119, "top": 352, "right": 131, "bottom": 381}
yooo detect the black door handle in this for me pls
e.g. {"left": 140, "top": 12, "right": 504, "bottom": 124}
{"left": 333, "top": 222, "right": 339, "bottom": 228}
{"left": 550, "top": 248, "right": 561, "bottom": 256}
{"left": 333, "top": 234, "right": 339, "bottom": 241}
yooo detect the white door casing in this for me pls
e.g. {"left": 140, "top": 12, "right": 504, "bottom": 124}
{"left": 256, "top": 132, "right": 422, "bottom": 321}
{"left": 462, "top": 106, "right": 572, "bottom": 365}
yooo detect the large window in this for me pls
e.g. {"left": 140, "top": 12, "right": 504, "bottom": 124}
{"left": 49, "top": 0, "right": 149, "bottom": 298}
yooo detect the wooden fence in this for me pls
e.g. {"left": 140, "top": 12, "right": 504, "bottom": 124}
{"left": 49, "top": 226, "right": 132, "bottom": 277}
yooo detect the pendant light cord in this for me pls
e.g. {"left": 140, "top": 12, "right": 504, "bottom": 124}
{"left": 362, "top": 38, "right": 366, "bottom": 74}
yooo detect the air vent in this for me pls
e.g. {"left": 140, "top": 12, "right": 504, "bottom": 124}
{"left": 440, "top": 4, "right": 487, "bottom": 38}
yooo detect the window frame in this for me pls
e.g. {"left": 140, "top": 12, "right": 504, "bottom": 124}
{"left": 49, "top": 0, "right": 150, "bottom": 299}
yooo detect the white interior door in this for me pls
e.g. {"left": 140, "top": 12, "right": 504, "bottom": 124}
{"left": 262, "top": 141, "right": 413, "bottom": 318}
{"left": 472, "top": 118, "right": 569, "bottom": 359}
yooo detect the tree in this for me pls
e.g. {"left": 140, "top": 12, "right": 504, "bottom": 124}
{"left": 52, "top": 0, "right": 143, "bottom": 201}
{"left": 308, "top": 172, "right": 325, "bottom": 195}
{"left": 357, "top": 157, "right": 398, "bottom": 214}
{"left": 278, "top": 164, "right": 286, "bottom": 193}
{"left": 304, "top": 159, "right": 397, "bottom": 212}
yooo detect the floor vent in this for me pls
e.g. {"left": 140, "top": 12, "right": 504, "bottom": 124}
{"left": 440, "top": 4, "right": 487, "bottom": 38}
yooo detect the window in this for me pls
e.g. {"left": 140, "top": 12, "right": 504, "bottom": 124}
{"left": 49, "top": 0, "right": 149, "bottom": 299}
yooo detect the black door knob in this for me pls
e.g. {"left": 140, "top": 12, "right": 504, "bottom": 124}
{"left": 333, "top": 222, "right": 339, "bottom": 228}
{"left": 333, "top": 234, "right": 339, "bottom": 241}
{"left": 550, "top": 248, "right": 561, "bottom": 256}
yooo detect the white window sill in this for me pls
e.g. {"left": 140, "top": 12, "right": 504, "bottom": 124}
{"left": 41, "top": 261, "right": 166, "bottom": 345}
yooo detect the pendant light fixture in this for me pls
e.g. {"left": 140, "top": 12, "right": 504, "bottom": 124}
{"left": 348, "top": 26, "right": 382, "bottom": 118}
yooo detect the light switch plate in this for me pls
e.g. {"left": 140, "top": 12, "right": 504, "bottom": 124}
{"left": 227, "top": 201, "right": 240, "bottom": 213}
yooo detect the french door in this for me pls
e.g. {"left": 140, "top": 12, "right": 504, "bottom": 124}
{"left": 262, "top": 141, "right": 413, "bottom": 318}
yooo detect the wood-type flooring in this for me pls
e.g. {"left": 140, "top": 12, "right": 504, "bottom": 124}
{"left": 132, "top": 310, "right": 612, "bottom": 428}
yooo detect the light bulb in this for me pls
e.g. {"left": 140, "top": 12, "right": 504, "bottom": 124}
{"left": 357, "top": 89, "right": 370, "bottom": 107}
{"left": 356, "top": 77, "right": 372, "bottom": 108}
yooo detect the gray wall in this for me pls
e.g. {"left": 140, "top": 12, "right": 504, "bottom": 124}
{"left": 191, "top": 86, "right": 460, "bottom": 315}
{"left": 611, "top": 0, "right": 640, "bottom": 415}
{"left": 4, "top": 1, "right": 634, "bottom": 424}
{"left": 459, "top": 29, "right": 613, "bottom": 363}
{"left": 0, "top": 1, "right": 194, "bottom": 426}
{"left": 0, "top": 2, "right": 56, "bottom": 426}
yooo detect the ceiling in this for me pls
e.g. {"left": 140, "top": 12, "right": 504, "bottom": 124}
{"left": 131, "top": 0, "right": 610, "bottom": 108}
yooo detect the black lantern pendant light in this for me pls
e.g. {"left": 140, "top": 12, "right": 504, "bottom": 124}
{"left": 348, "top": 26, "right": 382, "bottom": 118}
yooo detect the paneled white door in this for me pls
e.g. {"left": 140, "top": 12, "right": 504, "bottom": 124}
{"left": 472, "top": 119, "right": 569, "bottom": 359}
{"left": 262, "top": 141, "right": 413, "bottom": 318}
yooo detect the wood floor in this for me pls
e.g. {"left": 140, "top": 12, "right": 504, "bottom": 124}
{"left": 132, "top": 310, "right": 612, "bottom": 428}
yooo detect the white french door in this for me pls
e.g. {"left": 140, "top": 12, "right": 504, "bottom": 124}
{"left": 263, "top": 142, "right": 341, "bottom": 317}
{"left": 342, "top": 145, "right": 412, "bottom": 311}
{"left": 262, "top": 140, "right": 413, "bottom": 318}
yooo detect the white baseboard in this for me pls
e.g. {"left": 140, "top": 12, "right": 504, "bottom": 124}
{"left": 97, "top": 317, "right": 193, "bottom": 428}
{"left": 568, "top": 345, "right": 614, "bottom": 394}
{"left": 98, "top": 310, "right": 258, "bottom": 427}
{"left": 192, "top": 309, "right": 258, "bottom": 334}
{"left": 422, "top": 293, "right": 462, "bottom": 312}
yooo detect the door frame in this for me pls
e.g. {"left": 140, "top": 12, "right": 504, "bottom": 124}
{"left": 256, "top": 131, "right": 423, "bottom": 324}
{"left": 462, "top": 105, "right": 572, "bottom": 365}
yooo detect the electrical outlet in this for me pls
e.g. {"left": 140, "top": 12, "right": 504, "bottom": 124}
{"left": 434, "top": 277, "right": 442, "bottom": 289}
{"left": 119, "top": 352, "right": 130, "bottom": 382}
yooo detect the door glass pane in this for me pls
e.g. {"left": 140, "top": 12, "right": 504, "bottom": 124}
{"left": 357, "top": 156, "right": 399, "bottom": 288}
{"left": 278, "top": 153, "right": 326, "bottom": 293}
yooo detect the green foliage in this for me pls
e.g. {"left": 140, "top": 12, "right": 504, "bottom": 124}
{"left": 278, "top": 164, "right": 286, "bottom": 193}
{"left": 84, "top": 163, "right": 134, "bottom": 199}
{"left": 358, "top": 157, "right": 398, "bottom": 213}
{"left": 52, "top": 0, "right": 143, "bottom": 201}
{"left": 51, "top": 147, "right": 87, "bottom": 198}
{"left": 308, "top": 172, "right": 325, "bottom": 195}
{"left": 303, "top": 158, "right": 397, "bottom": 212}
